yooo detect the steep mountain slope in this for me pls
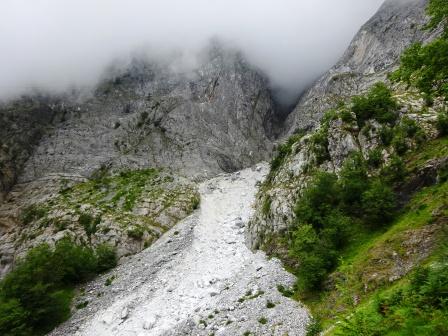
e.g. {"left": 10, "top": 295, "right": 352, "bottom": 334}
{"left": 285, "top": 0, "right": 437, "bottom": 134}
{"left": 247, "top": 0, "right": 448, "bottom": 333}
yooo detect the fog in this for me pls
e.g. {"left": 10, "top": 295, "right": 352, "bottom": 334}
{"left": 0, "top": 0, "right": 384, "bottom": 102}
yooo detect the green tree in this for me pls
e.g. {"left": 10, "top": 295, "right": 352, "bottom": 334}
{"left": 362, "top": 180, "right": 396, "bottom": 226}
{"left": 339, "top": 153, "right": 369, "bottom": 211}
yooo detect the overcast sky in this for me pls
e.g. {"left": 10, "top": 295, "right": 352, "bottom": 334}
{"left": 0, "top": 0, "right": 384, "bottom": 102}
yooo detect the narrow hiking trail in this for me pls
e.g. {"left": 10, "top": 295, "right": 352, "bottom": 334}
{"left": 51, "top": 164, "right": 309, "bottom": 336}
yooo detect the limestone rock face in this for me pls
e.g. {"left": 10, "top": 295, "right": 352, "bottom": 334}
{"left": 17, "top": 47, "right": 276, "bottom": 185}
{"left": 0, "top": 45, "right": 279, "bottom": 276}
{"left": 285, "top": 0, "right": 437, "bottom": 134}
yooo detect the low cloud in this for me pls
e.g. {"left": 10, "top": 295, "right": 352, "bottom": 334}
{"left": 0, "top": 0, "right": 383, "bottom": 102}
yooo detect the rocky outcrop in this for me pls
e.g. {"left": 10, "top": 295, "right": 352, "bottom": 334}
{"left": 247, "top": 89, "right": 443, "bottom": 250}
{"left": 0, "top": 169, "right": 199, "bottom": 277}
{"left": 285, "top": 0, "right": 437, "bottom": 134}
{"left": 17, "top": 46, "right": 277, "bottom": 185}
{"left": 0, "top": 97, "right": 65, "bottom": 203}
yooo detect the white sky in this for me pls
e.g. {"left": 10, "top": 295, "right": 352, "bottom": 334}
{"left": 0, "top": 0, "right": 384, "bottom": 101}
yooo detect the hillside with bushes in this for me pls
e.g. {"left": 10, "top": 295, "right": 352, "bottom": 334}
{"left": 248, "top": 0, "right": 448, "bottom": 334}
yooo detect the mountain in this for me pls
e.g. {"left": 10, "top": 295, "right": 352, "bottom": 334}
{"left": 0, "top": 45, "right": 279, "bottom": 276}
{"left": 248, "top": 0, "right": 448, "bottom": 333}
{"left": 285, "top": 0, "right": 437, "bottom": 134}
{"left": 1, "top": 0, "right": 447, "bottom": 335}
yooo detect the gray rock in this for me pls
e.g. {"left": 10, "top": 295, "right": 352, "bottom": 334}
{"left": 285, "top": 0, "right": 437, "bottom": 134}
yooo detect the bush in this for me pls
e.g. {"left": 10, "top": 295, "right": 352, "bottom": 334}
{"left": 427, "top": 0, "right": 448, "bottom": 36}
{"left": 78, "top": 213, "right": 101, "bottom": 237}
{"left": 95, "top": 244, "right": 117, "bottom": 273}
{"left": 367, "top": 148, "right": 384, "bottom": 168}
{"left": 306, "top": 318, "right": 323, "bottom": 336}
{"left": 127, "top": 225, "right": 145, "bottom": 240}
{"left": 351, "top": 83, "right": 398, "bottom": 126}
{"left": 392, "top": 130, "right": 409, "bottom": 155}
{"left": 379, "top": 126, "right": 394, "bottom": 146}
{"left": 295, "top": 172, "right": 340, "bottom": 228}
{"left": 52, "top": 238, "right": 97, "bottom": 283}
{"left": 309, "top": 128, "right": 330, "bottom": 165}
{"left": 336, "top": 257, "right": 448, "bottom": 335}
{"left": 0, "top": 238, "right": 117, "bottom": 334}
{"left": 362, "top": 180, "right": 396, "bottom": 226}
{"left": 339, "top": 153, "right": 369, "bottom": 211}
{"left": 290, "top": 225, "right": 334, "bottom": 291}
{"left": 391, "top": 37, "right": 448, "bottom": 99}
{"left": 0, "top": 299, "right": 30, "bottom": 336}
{"left": 21, "top": 204, "right": 48, "bottom": 225}
{"left": 381, "top": 155, "right": 407, "bottom": 183}
{"left": 436, "top": 110, "right": 448, "bottom": 136}
{"left": 269, "top": 134, "right": 303, "bottom": 173}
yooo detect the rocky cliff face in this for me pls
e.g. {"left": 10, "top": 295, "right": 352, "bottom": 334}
{"left": 17, "top": 47, "right": 276, "bottom": 185}
{"left": 284, "top": 0, "right": 436, "bottom": 134}
{"left": 246, "top": 0, "right": 447, "bottom": 250}
{"left": 0, "top": 97, "right": 65, "bottom": 203}
{"left": 0, "top": 45, "right": 279, "bottom": 276}
{"left": 247, "top": 87, "right": 444, "bottom": 249}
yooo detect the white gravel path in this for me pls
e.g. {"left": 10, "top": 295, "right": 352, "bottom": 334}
{"left": 50, "top": 164, "right": 309, "bottom": 336}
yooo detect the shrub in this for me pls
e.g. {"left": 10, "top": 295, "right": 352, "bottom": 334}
{"left": 367, "top": 148, "right": 384, "bottom": 168}
{"left": 52, "top": 238, "right": 97, "bottom": 283}
{"left": 379, "top": 126, "right": 394, "bottom": 146}
{"left": 306, "top": 318, "right": 323, "bottom": 336}
{"left": 309, "top": 128, "right": 330, "bottom": 165}
{"left": 0, "top": 238, "right": 117, "bottom": 334}
{"left": 391, "top": 38, "right": 448, "bottom": 99}
{"left": 436, "top": 110, "right": 448, "bottom": 136}
{"left": 381, "top": 155, "right": 407, "bottom": 183}
{"left": 340, "top": 109, "right": 355, "bottom": 123}
{"left": 362, "top": 180, "right": 397, "bottom": 226}
{"left": 21, "top": 204, "right": 48, "bottom": 225}
{"left": 78, "top": 213, "right": 101, "bottom": 237}
{"left": 127, "top": 225, "right": 145, "bottom": 240}
{"left": 0, "top": 299, "right": 30, "bottom": 336}
{"left": 336, "top": 257, "right": 448, "bottom": 335}
{"left": 339, "top": 153, "right": 369, "bottom": 211}
{"left": 351, "top": 83, "right": 398, "bottom": 126}
{"left": 295, "top": 172, "right": 340, "bottom": 228}
{"left": 269, "top": 134, "right": 303, "bottom": 173}
{"left": 427, "top": 0, "right": 448, "bottom": 36}
{"left": 262, "top": 196, "right": 271, "bottom": 217}
{"left": 95, "top": 244, "right": 117, "bottom": 273}
{"left": 391, "top": 130, "right": 409, "bottom": 155}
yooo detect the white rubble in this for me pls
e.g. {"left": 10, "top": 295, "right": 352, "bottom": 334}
{"left": 50, "top": 164, "right": 309, "bottom": 336}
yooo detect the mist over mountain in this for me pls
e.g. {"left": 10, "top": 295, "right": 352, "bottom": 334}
{"left": 0, "top": 0, "right": 383, "bottom": 103}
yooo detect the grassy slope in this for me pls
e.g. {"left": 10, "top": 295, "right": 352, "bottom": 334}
{"left": 302, "top": 137, "right": 448, "bottom": 333}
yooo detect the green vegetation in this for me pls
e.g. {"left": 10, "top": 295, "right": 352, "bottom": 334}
{"left": 289, "top": 152, "right": 399, "bottom": 292}
{"left": 266, "top": 300, "right": 276, "bottom": 308}
{"left": 437, "top": 109, "right": 448, "bottom": 135}
{"left": 21, "top": 204, "right": 48, "bottom": 225}
{"left": 261, "top": 2, "right": 448, "bottom": 334}
{"left": 351, "top": 82, "right": 398, "bottom": 126}
{"left": 297, "top": 150, "right": 448, "bottom": 335}
{"left": 258, "top": 317, "right": 268, "bottom": 325}
{"left": 127, "top": 225, "right": 145, "bottom": 240}
{"left": 391, "top": 0, "right": 448, "bottom": 100}
{"left": 269, "top": 133, "right": 303, "bottom": 175}
{"left": 78, "top": 212, "right": 101, "bottom": 238}
{"left": 0, "top": 238, "right": 116, "bottom": 335}
{"left": 334, "top": 241, "right": 448, "bottom": 335}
